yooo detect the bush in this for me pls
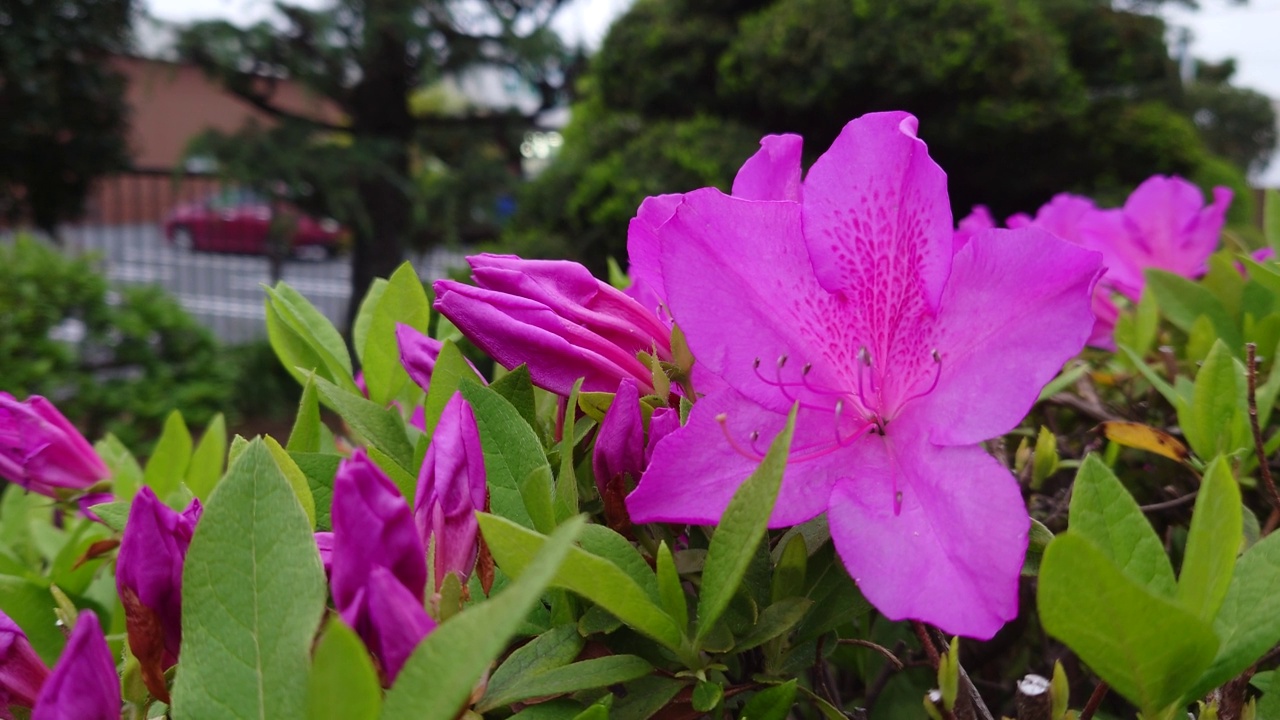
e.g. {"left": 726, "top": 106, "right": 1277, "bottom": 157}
{"left": 0, "top": 235, "right": 233, "bottom": 452}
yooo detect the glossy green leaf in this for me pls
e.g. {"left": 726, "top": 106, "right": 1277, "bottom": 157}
{"left": 739, "top": 680, "right": 797, "bottom": 720}
{"left": 460, "top": 380, "right": 548, "bottom": 530}
{"left": 186, "top": 414, "right": 226, "bottom": 501}
{"left": 578, "top": 525, "right": 659, "bottom": 603}
{"left": 420, "top": 341, "right": 473, "bottom": 438}
{"left": 1185, "top": 340, "right": 1248, "bottom": 459}
{"left": 144, "top": 410, "right": 192, "bottom": 502}
{"left": 1266, "top": 189, "right": 1280, "bottom": 252}
{"left": 481, "top": 625, "right": 584, "bottom": 712}
{"left": 363, "top": 263, "right": 431, "bottom": 406}
{"left": 491, "top": 365, "right": 537, "bottom": 431}
{"left": 1038, "top": 533, "right": 1218, "bottom": 716}
{"left": 95, "top": 433, "right": 142, "bottom": 502}
{"left": 351, "top": 278, "right": 388, "bottom": 365}
{"left": 734, "top": 597, "right": 812, "bottom": 651}
{"left": 656, "top": 541, "right": 688, "bottom": 633}
{"left": 1177, "top": 456, "right": 1241, "bottom": 621}
{"left": 265, "top": 436, "right": 317, "bottom": 530}
{"left": 265, "top": 283, "right": 355, "bottom": 391}
{"left": 287, "top": 376, "right": 323, "bottom": 454}
{"left": 483, "top": 655, "right": 651, "bottom": 711}
{"left": 553, "top": 378, "right": 583, "bottom": 524}
{"left": 380, "top": 516, "right": 585, "bottom": 720}
{"left": 0, "top": 576, "right": 65, "bottom": 665}
{"left": 1185, "top": 529, "right": 1280, "bottom": 701}
{"left": 696, "top": 408, "right": 795, "bottom": 645}
{"left": 88, "top": 501, "right": 129, "bottom": 532}
{"left": 307, "top": 618, "right": 382, "bottom": 720}
{"left": 1067, "top": 455, "right": 1176, "bottom": 597}
{"left": 171, "top": 440, "right": 327, "bottom": 720}
{"left": 291, "top": 452, "right": 340, "bottom": 532}
{"left": 312, "top": 376, "right": 414, "bottom": 473}
{"left": 477, "top": 514, "right": 685, "bottom": 654}
{"left": 1146, "top": 269, "right": 1240, "bottom": 351}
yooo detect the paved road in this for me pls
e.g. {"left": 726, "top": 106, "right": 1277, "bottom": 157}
{"left": 61, "top": 224, "right": 469, "bottom": 344}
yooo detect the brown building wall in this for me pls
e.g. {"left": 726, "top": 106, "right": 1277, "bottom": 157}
{"left": 79, "top": 56, "right": 340, "bottom": 226}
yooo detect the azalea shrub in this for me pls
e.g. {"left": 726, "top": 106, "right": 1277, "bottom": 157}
{"left": 7, "top": 111, "right": 1280, "bottom": 720}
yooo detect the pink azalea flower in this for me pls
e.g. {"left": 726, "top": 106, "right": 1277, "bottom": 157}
{"left": 626, "top": 112, "right": 1102, "bottom": 638}
{"left": 952, "top": 205, "right": 996, "bottom": 253}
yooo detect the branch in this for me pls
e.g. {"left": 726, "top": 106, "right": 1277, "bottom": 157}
{"left": 1247, "top": 343, "right": 1280, "bottom": 516}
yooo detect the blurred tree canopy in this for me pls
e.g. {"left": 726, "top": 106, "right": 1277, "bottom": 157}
{"left": 0, "top": 0, "right": 135, "bottom": 238}
{"left": 176, "top": 0, "right": 578, "bottom": 328}
{"left": 507, "top": 0, "right": 1276, "bottom": 274}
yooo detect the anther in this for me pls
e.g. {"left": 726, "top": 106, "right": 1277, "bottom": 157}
{"left": 802, "top": 362, "right": 812, "bottom": 376}
{"left": 716, "top": 413, "right": 765, "bottom": 461}
{"left": 752, "top": 357, "right": 761, "bottom": 369}
{"left": 776, "top": 354, "right": 788, "bottom": 369}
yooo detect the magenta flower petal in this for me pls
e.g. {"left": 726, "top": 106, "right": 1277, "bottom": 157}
{"left": 363, "top": 567, "right": 436, "bottom": 683}
{"left": 628, "top": 388, "right": 841, "bottom": 529}
{"left": 626, "top": 193, "right": 683, "bottom": 314}
{"left": 31, "top": 612, "right": 119, "bottom": 720}
{"left": 953, "top": 205, "right": 995, "bottom": 253}
{"left": 1008, "top": 192, "right": 1095, "bottom": 246}
{"left": 331, "top": 451, "right": 428, "bottom": 631}
{"left": 913, "top": 228, "right": 1101, "bottom": 446}
{"left": 315, "top": 532, "right": 334, "bottom": 577}
{"left": 827, "top": 423, "right": 1028, "bottom": 640}
{"left": 593, "top": 379, "right": 646, "bottom": 497}
{"left": 415, "top": 392, "right": 486, "bottom": 590}
{"left": 116, "top": 488, "right": 201, "bottom": 669}
{"left": 801, "top": 112, "right": 952, "bottom": 311}
{"left": 731, "top": 134, "right": 804, "bottom": 202}
{"left": 644, "top": 406, "right": 681, "bottom": 464}
{"left": 0, "top": 612, "right": 49, "bottom": 710}
{"left": 0, "top": 394, "right": 109, "bottom": 497}
{"left": 395, "top": 324, "right": 445, "bottom": 393}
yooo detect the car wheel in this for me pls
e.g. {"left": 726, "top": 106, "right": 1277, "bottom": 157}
{"left": 172, "top": 226, "right": 196, "bottom": 251}
{"left": 293, "top": 244, "right": 331, "bottom": 262}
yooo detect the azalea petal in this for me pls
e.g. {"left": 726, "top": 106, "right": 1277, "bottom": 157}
{"left": 801, "top": 111, "right": 952, "bottom": 312}
{"left": 915, "top": 228, "right": 1101, "bottom": 446}
{"left": 628, "top": 388, "right": 845, "bottom": 528}
{"left": 827, "top": 427, "right": 1028, "bottom": 639}
{"left": 732, "top": 134, "right": 804, "bottom": 202}
{"left": 1123, "top": 176, "right": 1230, "bottom": 275}
{"left": 626, "top": 193, "right": 683, "bottom": 311}
{"left": 658, "top": 189, "right": 861, "bottom": 414}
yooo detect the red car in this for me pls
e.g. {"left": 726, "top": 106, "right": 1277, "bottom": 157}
{"left": 163, "top": 189, "right": 347, "bottom": 260}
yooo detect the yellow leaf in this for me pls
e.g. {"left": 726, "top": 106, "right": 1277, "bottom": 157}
{"left": 1100, "top": 421, "right": 1189, "bottom": 462}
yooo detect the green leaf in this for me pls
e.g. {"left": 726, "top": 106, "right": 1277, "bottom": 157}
{"left": 144, "top": 410, "right": 192, "bottom": 502}
{"left": 1185, "top": 530, "right": 1280, "bottom": 701}
{"left": 771, "top": 531, "right": 807, "bottom": 602}
{"left": 1185, "top": 340, "right": 1248, "bottom": 459}
{"left": 420, "top": 341, "right": 473, "bottom": 438}
{"left": 554, "top": 378, "right": 583, "bottom": 524}
{"left": 312, "top": 376, "right": 414, "bottom": 473}
{"left": 95, "top": 433, "right": 143, "bottom": 502}
{"left": 363, "top": 263, "right": 431, "bottom": 407}
{"left": 1038, "top": 533, "right": 1218, "bottom": 716}
{"left": 287, "top": 377, "right": 324, "bottom": 454}
{"left": 481, "top": 625, "right": 584, "bottom": 712}
{"left": 477, "top": 514, "right": 685, "bottom": 655}
{"left": 186, "top": 414, "right": 226, "bottom": 501}
{"left": 291, "top": 453, "right": 340, "bottom": 532}
{"left": 307, "top": 618, "right": 382, "bottom": 720}
{"left": 265, "top": 436, "right": 317, "bottom": 530}
{"left": 88, "top": 501, "right": 130, "bottom": 532}
{"left": 1177, "top": 456, "right": 1241, "bottom": 621}
{"left": 1146, "top": 269, "right": 1241, "bottom": 351}
{"left": 1120, "top": 345, "right": 1179, "bottom": 406}
{"left": 0, "top": 576, "right": 65, "bottom": 665}
{"left": 265, "top": 283, "right": 355, "bottom": 390}
{"left": 491, "top": 365, "right": 537, "bottom": 430}
{"left": 696, "top": 407, "right": 795, "bottom": 645}
{"left": 734, "top": 597, "right": 812, "bottom": 651}
{"left": 656, "top": 542, "right": 688, "bottom": 633}
{"left": 1266, "top": 189, "right": 1280, "bottom": 253}
{"left": 460, "top": 380, "right": 550, "bottom": 530}
{"left": 351, "top": 278, "right": 388, "bottom": 365}
{"left": 380, "top": 516, "right": 586, "bottom": 720}
{"left": 739, "top": 680, "right": 797, "bottom": 720}
{"left": 483, "top": 656, "right": 652, "bottom": 711}
{"left": 578, "top": 525, "right": 659, "bottom": 603}
{"left": 1067, "top": 455, "right": 1176, "bottom": 597}
{"left": 170, "top": 440, "right": 327, "bottom": 720}
{"left": 693, "top": 680, "right": 723, "bottom": 712}
{"left": 1021, "top": 519, "right": 1054, "bottom": 578}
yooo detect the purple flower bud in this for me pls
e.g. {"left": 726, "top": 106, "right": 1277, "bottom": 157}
{"left": 396, "top": 324, "right": 444, "bottom": 393}
{"left": 315, "top": 531, "right": 334, "bottom": 577}
{"left": 115, "top": 488, "right": 200, "bottom": 702}
{"left": 593, "top": 380, "right": 646, "bottom": 497}
{"left": 415, "top": 393, "right": 486, "bottom": 591}
{"left": 331, "top": 451, "right": 428, "bottom": 677}
{"left": 646, "top": 406, "right": 681, "bottom": 464}
{"left": 0, "top": 394, "right": 109, "bottom": 498}
{"left": 0, "top": 611, "right": 50, "bottom": 711}
{"left": 31, "top": 612, "right": 119, "bottom": 720}
{"left": 434, "top": 254, "right": 670, "bottom": 395}
{"left": 362, "top": 566, "right": 437, "bottom": 683}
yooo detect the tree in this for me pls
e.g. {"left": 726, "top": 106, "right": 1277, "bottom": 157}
{"left": 508, "top": 0, "right": 1269, "bottom": 274}
{"left": 176, "top": 0, "right": 575, "bottom": 329}
{"left": 0, "top": 0, "right": 134, "bottom": 238}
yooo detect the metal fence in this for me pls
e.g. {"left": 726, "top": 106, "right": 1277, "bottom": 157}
{"left": 57, "top": 169, "right": 467, "bottom": 344}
